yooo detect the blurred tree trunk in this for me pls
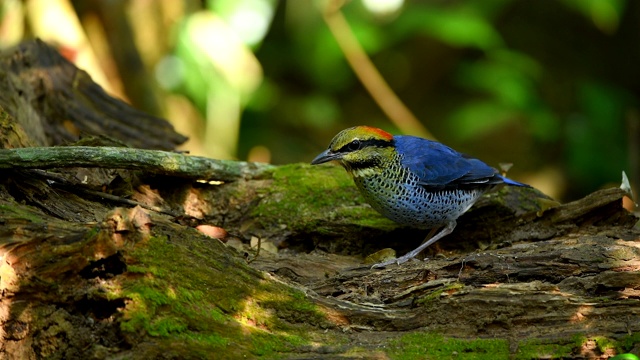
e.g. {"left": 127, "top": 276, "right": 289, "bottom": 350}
{"left": 0, "top": 39, "right": 638, "bottom": 360}
{"left": 71, "top": 0, "right": 162, "bottom": 116}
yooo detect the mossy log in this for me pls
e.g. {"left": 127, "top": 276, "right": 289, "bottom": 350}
{"left": 0, "top": 39, "right": 639, "bottom": 359}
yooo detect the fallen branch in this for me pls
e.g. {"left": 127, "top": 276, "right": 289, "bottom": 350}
{"left": 0, "top": 146, "right": 271, "bottom": 181}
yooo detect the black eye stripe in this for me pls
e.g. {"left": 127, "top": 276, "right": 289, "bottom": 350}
{"left": 337, "top": 138, "right": 393, "bottom": 153}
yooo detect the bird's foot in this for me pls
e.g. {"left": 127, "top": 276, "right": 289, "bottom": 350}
{"left": 370, "top": 253, "right": 419, "bottom": 269}
{"left": 370, "top": 222, "right": 457, "bottom": 269}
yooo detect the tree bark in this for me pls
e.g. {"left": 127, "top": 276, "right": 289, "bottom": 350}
{"left": 0, "top": 39, "right": 185, "bottom": 150}
{"left": 0, "top": 39, "right": 638, "bottom": 359}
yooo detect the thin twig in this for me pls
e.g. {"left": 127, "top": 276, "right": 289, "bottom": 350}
{"left": 321, "top": 0, "right": 434, "bottom": 140}
{"left": 246, "top": 236, "right": 261, "bottom": 264}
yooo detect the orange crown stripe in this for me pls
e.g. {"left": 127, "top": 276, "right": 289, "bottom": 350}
{"left": 361, "top": 126, "right": 394, "bottom": 141}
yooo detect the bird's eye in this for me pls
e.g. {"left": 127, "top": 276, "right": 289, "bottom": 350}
{"left": 347, "top": 140, "right": 361, "bottom": 151}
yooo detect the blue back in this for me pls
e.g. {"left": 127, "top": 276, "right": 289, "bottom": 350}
{"left": 394, "top": 135, "right": 528, "bottom": 190}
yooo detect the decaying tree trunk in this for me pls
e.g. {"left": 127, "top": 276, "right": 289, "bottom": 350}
{"left": 0, "top": 40, "right": 638, "bottom": 359}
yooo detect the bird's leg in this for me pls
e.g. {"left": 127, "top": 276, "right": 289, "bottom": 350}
{"left": 420, "top": 227, "right": 440, "bottom": 248}
{"left": 371, "top": 221, "right": 457, "bottom": 268}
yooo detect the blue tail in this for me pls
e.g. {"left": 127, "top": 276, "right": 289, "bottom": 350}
{"left": 499, "top": 175, "right": 531, "bottom": 188}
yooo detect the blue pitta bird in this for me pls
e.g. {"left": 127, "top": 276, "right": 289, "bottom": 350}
{"left": 311, "top": 126, "right": 530, "bottom": 268}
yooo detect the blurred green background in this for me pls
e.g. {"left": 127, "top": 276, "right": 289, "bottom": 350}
{"left": 1, "top": 0, "right": 638, "bottom": 201}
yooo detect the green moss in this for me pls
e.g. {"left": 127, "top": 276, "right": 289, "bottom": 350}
{"left": 594, "top": 336, "right": 616, "bottom": 353}
{"left": 415, "top": 282, "right": 465, "bottom": 305}
{"left": 260, "top": 288, "right": 330, "bottom": 328}
{"left": 618, "top": 333, "right": 640, "bottom": 353}
{"left": 516, "top": 340, "right": 577, "bottom": 359}
{"left": 250, "top": 164, "right": 396, "bottom": 232}
{"left": 515, "top": 334, "right": 591, "bottom": 359}
{"left": 332, "top": 205, "right": 397, "bottom": 230}
{"left": 148, "top": 316, "right": 189, "bottom": 337}
{"left": 178, "top": 333, "right": 229, "bottom": 348}
{"left": 126, "top": 264, "right": 156, "bottom": 275}
{"left": 0, "top": 204, "right": 45, "bottom": 223}
{"left": 389, "top": 332, "right": 637, "bottom": 360}
{"left": 116, "top": 232, "right": 329, "bottom": 357}
{"left": 388, "top": 332, "right": 510, "bottom": 360}
{"left": 83, "top": 226, "right": 100, "bottom": 240}
{"left": 251, "top": 331, "right": 307, "bottom": 357}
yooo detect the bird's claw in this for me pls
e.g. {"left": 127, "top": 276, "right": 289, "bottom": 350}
{"left": 370, "top": 256, "right": 411, "bottom": 269}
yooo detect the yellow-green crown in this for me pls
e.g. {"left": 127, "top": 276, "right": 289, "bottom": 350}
{"left": 326, "top": 126, "right": 394, "bottom": 152}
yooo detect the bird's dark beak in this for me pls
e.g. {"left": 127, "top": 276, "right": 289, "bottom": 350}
{"left": 311, "top": 149, "right": 342, "bottom": 165}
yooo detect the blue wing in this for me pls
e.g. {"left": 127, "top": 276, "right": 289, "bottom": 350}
{"left": 394, "top": 136, "right": 528, "bottom": 190}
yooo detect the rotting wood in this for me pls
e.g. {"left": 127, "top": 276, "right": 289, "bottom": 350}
{"left": 0, "top": 39, "right": 185, "bottom": 150}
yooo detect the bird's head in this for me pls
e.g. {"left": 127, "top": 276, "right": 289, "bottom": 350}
{"left": 311, "top": 126, "right": 396, "bottom": 172}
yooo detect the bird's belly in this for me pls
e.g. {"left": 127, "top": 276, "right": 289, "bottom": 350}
{"left": 354, "top": 176, "right": 485, "bottom": 228}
